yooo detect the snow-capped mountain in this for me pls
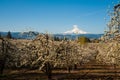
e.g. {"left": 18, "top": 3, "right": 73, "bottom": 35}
{"left": 64, "top": 25, "right": 87, "bottom": 34}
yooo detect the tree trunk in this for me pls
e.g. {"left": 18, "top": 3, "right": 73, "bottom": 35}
{"left": 67, "top": 66, "right": 71, "bottom": 73}
{"left": 0, "top": 39, "right": 6, "bottom": 75}
{"left": 0, "top": 60, "right": 5, "bottom": 74}
{"left": 74, "top": 64, "right": 77, "bottom": 70}
{"left": 45, "top": 62, "right": 52, "bottom": 80}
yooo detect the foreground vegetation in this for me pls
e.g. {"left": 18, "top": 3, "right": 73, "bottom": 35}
{"left": 0, "top": 34, "right": 120, "bottom": 80}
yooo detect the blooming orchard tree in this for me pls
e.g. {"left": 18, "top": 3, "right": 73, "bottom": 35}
{"left": 97, "top": 42, "right": 120, "bottom": 65}
{"left": 19, "top": 34, "right": 99, "bottom": 69}
{"left": 0, "top": 33, "right": 100, "bottom": 79}
{"left": 53, "top": 40, "right": 82, "bottom": 73}
{"left": 19, "top": 34, "right": 56, "bottom": 79}
{"left": 0, "top": 38, "right": 18, "bottom": 74}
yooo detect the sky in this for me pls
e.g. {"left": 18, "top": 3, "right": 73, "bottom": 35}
{"left": 0, "top": 0, "right": 119, "bottom": 34}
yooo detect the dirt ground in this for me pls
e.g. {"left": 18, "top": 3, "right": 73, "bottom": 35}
{"left": 1, "top": 63, "right": 120, "bottom": 80}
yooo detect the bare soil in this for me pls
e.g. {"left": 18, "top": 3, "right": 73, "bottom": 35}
{"left": 1, "top": 63, "right": 120, "bottom": 80}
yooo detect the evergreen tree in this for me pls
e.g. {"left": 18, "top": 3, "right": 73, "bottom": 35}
{"left": 6, "top": 31, "right": 12, "bottom": 39}
{"left": 0, "top": 32, "right": 1, "bottom": 38}
{"left": 54, "top": 36, "right": 61, "bottom": 41}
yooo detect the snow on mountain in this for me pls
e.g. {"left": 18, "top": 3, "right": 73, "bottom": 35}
{"left": 64, "top": 25, "right": 87, "bottom": 34}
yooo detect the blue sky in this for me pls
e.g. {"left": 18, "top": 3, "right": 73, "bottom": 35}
{"left": 0, "top": 0, "right": 119, "bottom": 33}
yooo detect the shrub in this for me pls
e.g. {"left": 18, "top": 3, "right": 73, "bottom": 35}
{"left": 78, "top": 36, "right": 90, "bottom": 44}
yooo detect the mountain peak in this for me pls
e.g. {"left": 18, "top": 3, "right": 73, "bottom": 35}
{"left": 64, "top": 25, "right": 87, "bottom": 34}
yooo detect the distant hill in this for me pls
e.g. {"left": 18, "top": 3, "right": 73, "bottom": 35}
{"left": 54, "top": 34, "right": 103, "bottom": 40}
{"left": 0, "top": 31, "right": 39, "bottom": 39}
{"left": 0, "top": 31, "right": 103, "bottom": 40}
